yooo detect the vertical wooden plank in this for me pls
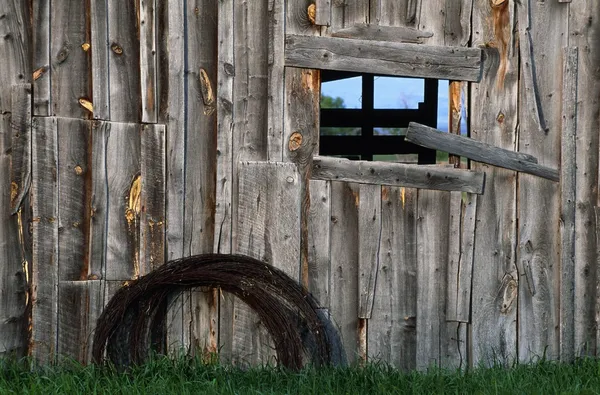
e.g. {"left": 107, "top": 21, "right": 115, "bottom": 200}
{"left": 307, "top": 180, "right": 331, "bottom": 307}
{"left": 90, "top": 0, "right": 110, "bottom": 120}
{"left": 184, "top": 0, "right": 218, "bottom": 358}
{"left": 470, "top": 0, "right": 519, "bottom": 367}
{"left": 0, "top": 114, "right": 28, "bottom": 357}
{"left": 267, "top": 0, "right": 285, "bottom": 161}
{"left": 416, "top": 0, "right": 472, "bottom": 46}
{"left": 0, "top": 1, "right": 31, "bottom": 112}
{"left": 329, "top": 182, "right": 359, "bottom": 364}
{"left": 157, "top": 0, "right": 186, "bottom": 352}
{"left": 416, "top": 189, "right": 451, "bottom": 369}
{"left": 88, "top": 120, "right": 108, "bottom": 282}
{"left": 368, "top": 187, "right": 417, "bottom": 370}
{"left": 516, "top": 0, "right": 563, "bottom": 362}
{"left": 560, "top": 47, "right": 578, "bottom": 362}
{"left": 568, "top": 1, "right": 600, "bottom": 357}
{"left": 369, "top": 0, "right": 417, "bottom": 27}
{"left": 446, "top": 192, "right": 463, "bottom": 322}
{"left": 330, "top": 0, "right": 369, "bottom": 29}
{"left": 31, "top": 116, "right": 59, "bottom": 363}
{"left": 140, "top": 0, "right": 158, "bottom": 123}
{"left": 315, "top": 0, "right": 331, "bottom": 26}
{"left": 104, "top": 122, "right": 141, "bottom": 281}
{"left": 57, "top": 281, "right": 92, "bottom": 362}
{"left": 50, "top": 0, "right": 90, "bottom": 118}
{"left": 32, "top": 0, "right": 51, "bottom": 115}
{"left": 10, "top": 84, "right": 32, "bottom": 214}
{"left": 358, "top": 184, "right": 381, "bottom": 319}
{"left": 107, "top": 0, "right": 141, "bottom": 121}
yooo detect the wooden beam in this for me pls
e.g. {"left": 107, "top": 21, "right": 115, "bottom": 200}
{"left": 284, "top": 34, "right": 482, "bottom": 82}
{"left": 406, "top": 122, "right": 559, "bottom": 182}
{"left": 312, "top": 156, "right": 485, "bottom": 194}
{"left": 331, "top": 24, "right": 433, "bottom": 43}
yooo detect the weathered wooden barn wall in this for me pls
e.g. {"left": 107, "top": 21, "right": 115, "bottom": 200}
{"left": 0, "top": 0, "right": 599, "bottom": 371}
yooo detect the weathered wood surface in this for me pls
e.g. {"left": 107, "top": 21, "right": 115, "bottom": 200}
{"left": 32, "top": 0, "right": 50, "bottom": 115}
{"left": 560, "top": 47, "right": 578, "bottom": 362}
{"left": 330, "top": 0, "right": 368, "bottom": 30}
{"left": 330, "top": 182, "right": 359, "bottom": 364}
{"left": 88, "top": 121, "right": 108, "bottom": 281}
{"left": 368, "top": 186, "right": 417, "bottom": 370}
{"left": 50, "top": 0, "right": 89, "bottom": 118}
{"left": 330, "top": 24, "right": 432, "bottom": 43}
{"left": 0, "top": 114, "right": 28, "bottom": 357}
{"left": 307, "top": 180, "right": 331, "bottom": 307}
{"left": 314, "top": 0, "right": 331, "bottom": 26}
{"left": 358, "top": 184, "right": 381, "bottom": 318}
{"left": 234, "top": 161, "right": 301, "bottom": 366}
{"left": 267, "top": 0, "right": 285, "bottom": 161}
{"left": 57, "top": 281, "right": 93, "bottom": 362}
{"left": 312, "top": 156, "right": 485, "bottom": 194}
{"left": 406, "top": 122, "right": 559, "bottom": 181}
{"left": 368, "top": 0, "right": 418, "bottom": 28}
{"left": 470, "top": 0, "right": 519, "bottom": 367}
{"left": 103, "top": 122, "right": 141, "bottom": 281}
{"left": 516, "top": 0, "right": 562, "bottom": 362}
{"left": 569, "top": 0, "right": 600, "bottom": 357}
{"left": 31, "top": 117, "right": 58, "bottom": 363}
{"left": 140, "top": 124, "right": 165, "bottom": 275}
{"left": 107, "top": 0, "right": 141, "bottom": 121}
{"left": 90, "top": 0, "right": 110, "bottom": 119}
{"left": 140, "top": 0, "right": 157, "bottom": 123}
{"left": 284, "top": 34, "right": 483, "bottom": 82}
{"left": 10, "top": 84, "right": 32, "bottom": 214}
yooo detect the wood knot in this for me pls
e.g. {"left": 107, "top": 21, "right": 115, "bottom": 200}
{"left": 288, "top": 132, "right": 303, "bottom": 151}
{"left": 491, "top": 0, "right": 507, "bottom": 7}
{"left": 307, "top": 4, "right": 316, "bottom": 25}
{"left": 111, "top": 43, "right": 123, "bottom": 55}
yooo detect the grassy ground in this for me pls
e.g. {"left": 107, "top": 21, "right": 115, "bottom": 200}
{"left": 2, "top": 356, "right": 600, "bottom": 394}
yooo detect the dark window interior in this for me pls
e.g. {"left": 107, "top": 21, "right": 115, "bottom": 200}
{"left": 320, "top": 70, "right": 438, "bottom": 163}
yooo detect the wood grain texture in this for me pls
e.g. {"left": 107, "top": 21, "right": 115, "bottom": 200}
{"left": 234, "top": 161, "right": 301, "bottom": 365}
{"left": 329, "top": 182, "right": 359, "bottom": 364}
{"left": 184, "top": 0, "right": 218, "bottom": 358}
{"left": 568, "top": 0, "right": 600, "bottom": 357}
{"left": 284, "top": 34, "right": 483, "bottom": 82}
{"left": 470, "top": 0, "right": 519, "bottom": 367}
{"left": 315, "top": 0, "right": 331, "bottom": 26}
{"left": 330, "top": 0, "right": 368, "bottom": 31}
{"left": 560, "top": 47, "right": 578, "bottom": 362}
{"left": 516, "top": 0, "right": 563, "bottom": 362}
{"left": 331, "top": 24, "right": 432, "bottom": 43}
{"left": 140, "top": 0, "right": 157, "bottom": 123}
{"left": 107, "top": 0, "right": 141, "bottom": 121}
{"left": 406, "top": 122, "right": 558, "bottom": 181}
{"left": 104, "top": 122, "right": 141, "bottom": 281}
{"left": 31, "top": 116, "right": 59, "bottom": 363}
{"left": 90, "top": 0, "right": 110, "bottom": 119}
{"left": 57, "top": 281, "right": 92, "bottom": 362}
{"left": 312, "top": 156, "right": 485, "bottom": 194}
{"left": 140, "top": 124, "right": 165, "bottom": 275}
{"left": 0, "top": 114, "right": 28, "bottom": 357}
{"left": 10, "top": 84, "right": 32, "bottom": 214}
{"left": 368, "top": 186, "right": 417, "bottom": 370}
{"left": 307, "top": 180, "right": 331, "bottom": 307}
{"left": 50, "top": 0, "right": 90, "bottom": 118}
{"left": 416, "top": 0, "right": 473, "bottom": 47}
{"left": 88, "top": 121, "right": 108, "bottom": 281}
{"left": 32, "top": 0, "right": 50, "bottom": 115}
{"left": 358, "top": 184, "right": 381, "bottom": 319}
{"left": 368, "top": 0, "right": 418, "bottom": 28}
{"left": 267, "top": 0, "right": 285, "bottom": 161}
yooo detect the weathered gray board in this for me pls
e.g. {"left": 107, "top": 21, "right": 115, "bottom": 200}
{"left": 284, "top": 34, "right": 482, "bottom": 82}
{"left": 233, "top": 161, "right": 301, "bottom": 367}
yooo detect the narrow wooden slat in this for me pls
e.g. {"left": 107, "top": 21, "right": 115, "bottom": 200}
{"left": 267, "top": 0, "right": 285, "bottom": 161}
{"left": 307, "top": 180, "right": 331, "bottom": 307}
{"left": 104, "top": 122, "right": 141, "bottom": 281}
{"left": 0, "top": 114, "right": 27, "bottom": 357}
{"left": 57, "top": 281, "right": 91, "bottom": 362}
{"left": 86, "top": 280, "right": 104, "bottom": 362}
{"left": 10, "top": 84, "right": 32, "bottom": 214}
{"left": 470, "top": 2, "right": 519, "bottom": 367}
{"left": 569, "top": 1, "right": 600, "bottom": 357}
{"left": 90, "top": 0, "right": 110, "bottom": 119}
{"left": 50, "top": 0, "right": 90, "bottom": 118}
{"left": 88, "top": 120, "right": 108, "bottom": 281}
{"left": 314, "top": 0, "right": 331, "bottom": 26}
{"left": 284, "top": 34, "right": 483, "bottom": 82}
{"left": 329, "top": 182, "right": 360, "bottom": 364}
{"left": 368, "top": 186, "right": 417, "bottom": 370}
{"left": 358, "top": 184, "right": 381, "bottom": 319}
{"left": 559, "top": 47, "right": 578, "bottom": 362}
{"left": 140, "top": 0, "right": 157, "bottom": 123}
{"left": 406, "top": 123, "right": 559, "bottom": 181}
{"left": 331, "top": 24, "right": 432, "bottom": 43}
{"left": 32, "top": 0, "right": 50, "bottom": 115}
{"left": 312, "top": 156, "right": 485, "bottom": 194}
{"left": 234, "top": 161, "right": 301, "bottom": 366}
{"left": 140, "top": 124, "right": 165, "bottom": 275}
{"left": 31, "top": 116, "right": 59, "bottom": 363}
{"left": 446, "top": 192, "right": 462, "bottom": 322}
{"left": 107, "top": 0, "right": 141, "bottom": 121}
{"left": 416, "top": 190, "right": 450, "bottom": 370}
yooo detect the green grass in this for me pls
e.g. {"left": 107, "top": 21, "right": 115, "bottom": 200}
{"left": 2, "top": 356, "right": 600, "bottom": 394}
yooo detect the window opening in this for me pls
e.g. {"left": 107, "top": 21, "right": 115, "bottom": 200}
{"left": 320, "top": 70, "right": 439, "bottom": 164}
